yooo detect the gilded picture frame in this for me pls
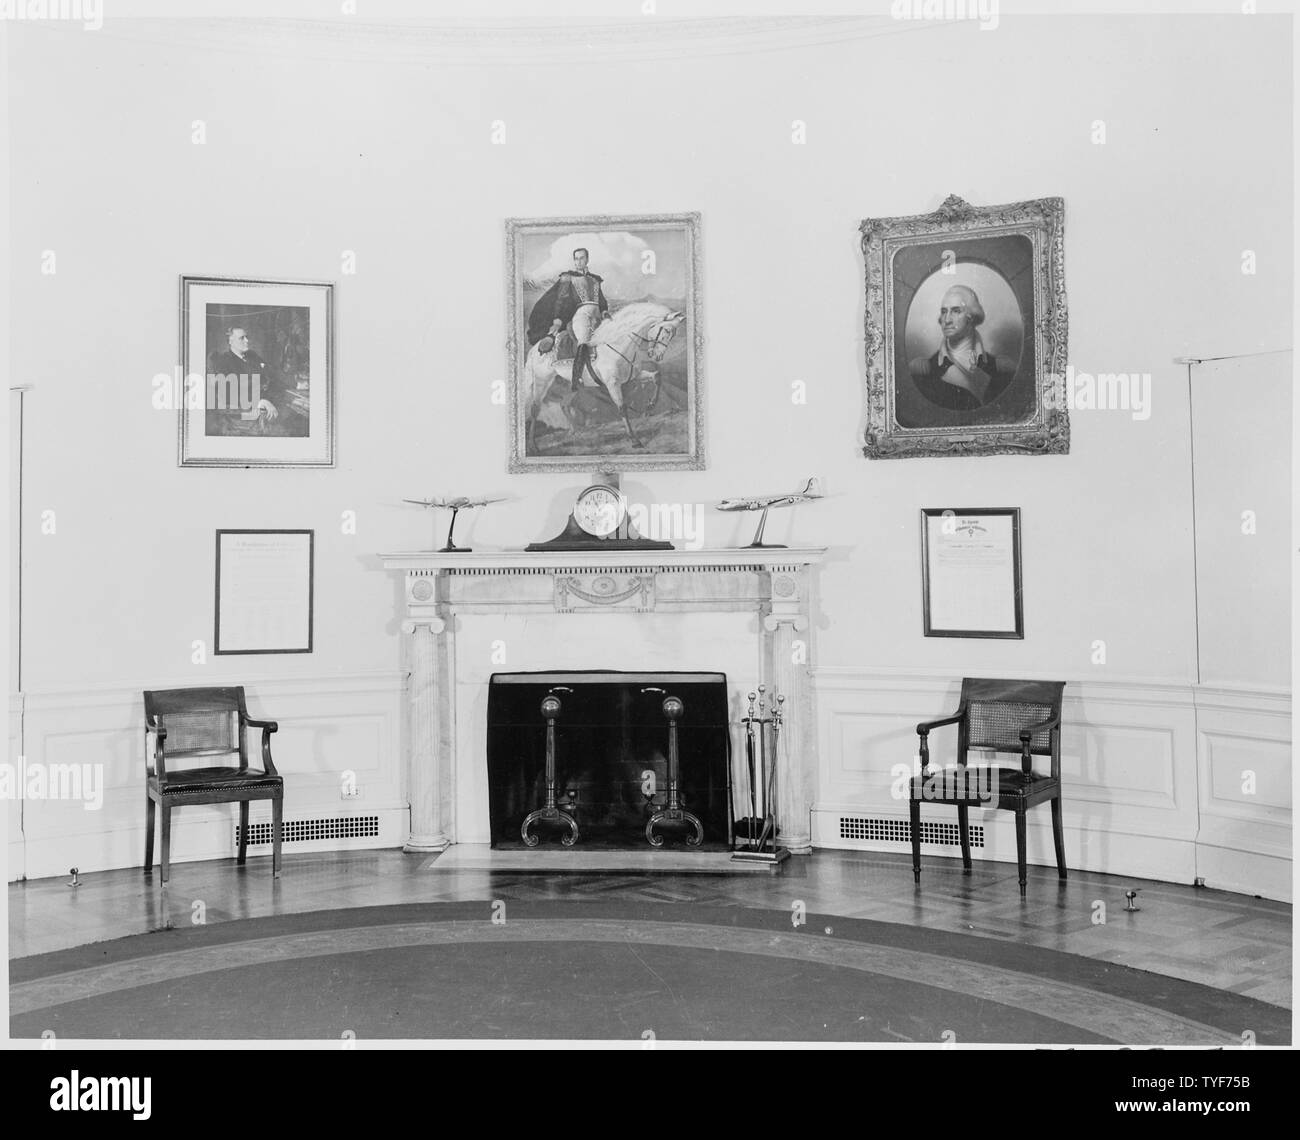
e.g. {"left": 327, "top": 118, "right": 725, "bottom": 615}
{"left": 861, "top": 195, "right": 1068, "bottom": 459}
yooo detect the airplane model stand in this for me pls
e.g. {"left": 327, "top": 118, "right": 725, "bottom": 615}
{"left": 440, "top": 507, "right": 470, "bottom": 553}
{"left": 744, "top": 504, "right": 785, "bottom": 549}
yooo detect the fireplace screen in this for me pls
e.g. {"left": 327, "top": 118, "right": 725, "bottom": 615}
{"left": 486, "top": 671, "right": 731, "bottom": 850}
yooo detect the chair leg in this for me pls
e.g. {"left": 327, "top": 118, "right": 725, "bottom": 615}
{"left": 238, "top": 801, "right": 249, "bottom": 865}
{"left": 160, "top": 802, "right": 172, "bottom": 885}
{"left": 1015, "top": 809, "right": 1027, "bottom": 898}
{"left": 957, "top": 803, "right": 972, "bottom": 872}
{"left": 909, "top": 796, "right": 921, "bottom": 884}
{"left": 144, "top": 791, "right": 155, "bottom": 875}
{"left": 272, "top": 795, "right": 283, "bottom": 879}
{"left": 1051, "top": 796, "right": 1067, "bottom": 881}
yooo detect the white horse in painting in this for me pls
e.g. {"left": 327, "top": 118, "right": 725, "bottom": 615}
{"left": 524, "top": 302, "right": 686, "bottom": 450}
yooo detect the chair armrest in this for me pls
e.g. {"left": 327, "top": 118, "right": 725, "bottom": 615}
{"left": 916, "top": 709, "right": 963, "bottom": 735}
{"left": 916, "top": 706, "right": 965, "bottom": 769}
{"left": 1018, "top": 714, "right": 1061, "bottom": 771}
{"left": 147, "top": 715, "right": 168, "bottom": 780}
{"left": 244, "top": 717, "right": 281, "bottom": 776}
{"left": 1018, "top": 714, "right": 1061, "bottom": 742}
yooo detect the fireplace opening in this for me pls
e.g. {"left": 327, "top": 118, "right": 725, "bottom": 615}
{"left": 486, "top": 671, "right": 731, "bottom": 851}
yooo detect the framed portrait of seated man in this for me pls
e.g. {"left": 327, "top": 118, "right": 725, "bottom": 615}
{"left": 860, "top": 195, "right": 1068, "bottom": 459}
{"left": 179, "top": 276, "right": 335, "bottom": 467}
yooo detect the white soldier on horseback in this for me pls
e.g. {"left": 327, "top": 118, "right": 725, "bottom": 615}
{"left": 524, "top": 301, "right": 685, "bottom": 451}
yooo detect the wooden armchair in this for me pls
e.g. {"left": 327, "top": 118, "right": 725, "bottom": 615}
{"left": 143, "top": 686, "right": 283, "bottom": 884}
{"left": 909, "top": 678, "right": 1067, "bottom": 897}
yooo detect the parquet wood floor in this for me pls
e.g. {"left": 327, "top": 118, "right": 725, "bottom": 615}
{"left": 8, "top": 848, "right": 1292, "bottom": 1010}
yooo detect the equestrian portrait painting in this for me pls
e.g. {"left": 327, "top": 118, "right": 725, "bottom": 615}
{"left": 860, "top": 195, "right": 1069, "bottom": 459}
{"left": 506, "top": 213, "right": 704, "bottom": 472}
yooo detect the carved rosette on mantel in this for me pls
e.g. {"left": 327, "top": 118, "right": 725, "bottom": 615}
{"left": 381, "top": 548, "right": 826, "bottom": 855}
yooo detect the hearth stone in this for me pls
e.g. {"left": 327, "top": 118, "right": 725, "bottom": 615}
{"left": 487, "top": 671, "right": 730, "bottom": 850}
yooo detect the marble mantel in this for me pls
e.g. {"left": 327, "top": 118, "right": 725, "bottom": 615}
{"left": 381, "top": 547, "right": 826, "bottom": 855}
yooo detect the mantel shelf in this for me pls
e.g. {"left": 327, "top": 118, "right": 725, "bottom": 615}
{"left": 381, "top": 547, "right": 827, "bottom": 573}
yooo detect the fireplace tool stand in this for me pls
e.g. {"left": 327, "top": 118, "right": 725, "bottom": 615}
{"left": 732, "top": 685, "right": 790, "bottom": 867}
{"left": 521, "top": 691, "right": 579, "bottom": 847}
{"left": 646, "top": 694, "right": 704, "bottom": 847}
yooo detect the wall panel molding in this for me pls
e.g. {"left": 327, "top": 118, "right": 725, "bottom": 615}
{"left": 812, "top": 668, "right": 1290, "bottom": 901}
{"left": 1194, "top": 685, "right": 1291, "bottom": 895}
{"left": 72, "top": 15, "right": 931, "bottom": 68}
{"left": 7, "top": 672, "right": 405, "bottom": 882}
{"left": 11, "top": 667, "right": 1290, "bottom": 899}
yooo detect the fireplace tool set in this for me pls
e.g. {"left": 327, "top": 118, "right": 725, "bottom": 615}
{"left": 732, "top": 685, "right": 790, "bottom": 866}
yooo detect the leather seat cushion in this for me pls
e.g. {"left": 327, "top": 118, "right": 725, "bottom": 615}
{"left": 155, "top": 767, "right": 281, "bottom": 793}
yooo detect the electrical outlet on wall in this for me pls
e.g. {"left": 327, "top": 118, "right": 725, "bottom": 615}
{"left": 340, "top": 785, "right": 362, "bottom": 800}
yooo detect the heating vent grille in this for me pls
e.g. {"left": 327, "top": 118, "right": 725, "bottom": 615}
{"left": 838, "top": 816, "right": 984, "bottom": 848}
{"left": 236, "top": 816, "right": 380, "bottom": 847}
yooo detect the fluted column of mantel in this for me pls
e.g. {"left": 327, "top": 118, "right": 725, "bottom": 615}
{"left": 401, "top": 613, "right": 450, "bottom": 851}
{"left": 762, "top": 564, "right": 815, "bottom": 855}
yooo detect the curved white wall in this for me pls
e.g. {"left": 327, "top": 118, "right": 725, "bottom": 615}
{"left": 4, "top": 14, "right": 1291, "bottom": 893}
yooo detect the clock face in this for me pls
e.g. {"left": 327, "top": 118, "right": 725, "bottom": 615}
{"left": 573, "top": 485, "right": 626, "bottom": 537}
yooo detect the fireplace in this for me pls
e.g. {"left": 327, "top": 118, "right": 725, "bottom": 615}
{"left": 487, "top": 671, "right": 731, "bottom": 850}
{"left": 381, "top": 547, "right": 825, "bottom": 855}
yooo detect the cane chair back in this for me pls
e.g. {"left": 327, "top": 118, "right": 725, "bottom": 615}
{"left": 962, "top": 678, "right": 1064, "bottom": 761}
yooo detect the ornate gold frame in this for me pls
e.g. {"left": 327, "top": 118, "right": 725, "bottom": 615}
{"left": 860, "top": 195, "right": 1069, "bottom": 459}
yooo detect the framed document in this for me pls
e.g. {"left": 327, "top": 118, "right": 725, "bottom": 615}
{"left": 920, "top": 508, "right": 1023, "bottom": 639}
{"left": 215, "top": 530, "right": 314, "bottom": 654}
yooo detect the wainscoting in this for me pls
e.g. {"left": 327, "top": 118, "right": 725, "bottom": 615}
{"left": 8, "top": 668, "right": 1291, "bottom": 902}
{"left": 812, "top": 669, "right": 1291, "bottom": 902}
{"left": 6, "top": 673, "right": 406, "bottom": 883}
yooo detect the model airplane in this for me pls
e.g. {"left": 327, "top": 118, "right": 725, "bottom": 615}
{"left": 716, "top": 477, "right": 823, "bottom": 549}
{"left": 717, "top": 477, "right": 824, "bottom": 513}
{"left": 403, "top": 495, "right": 507, "bottom": 553}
